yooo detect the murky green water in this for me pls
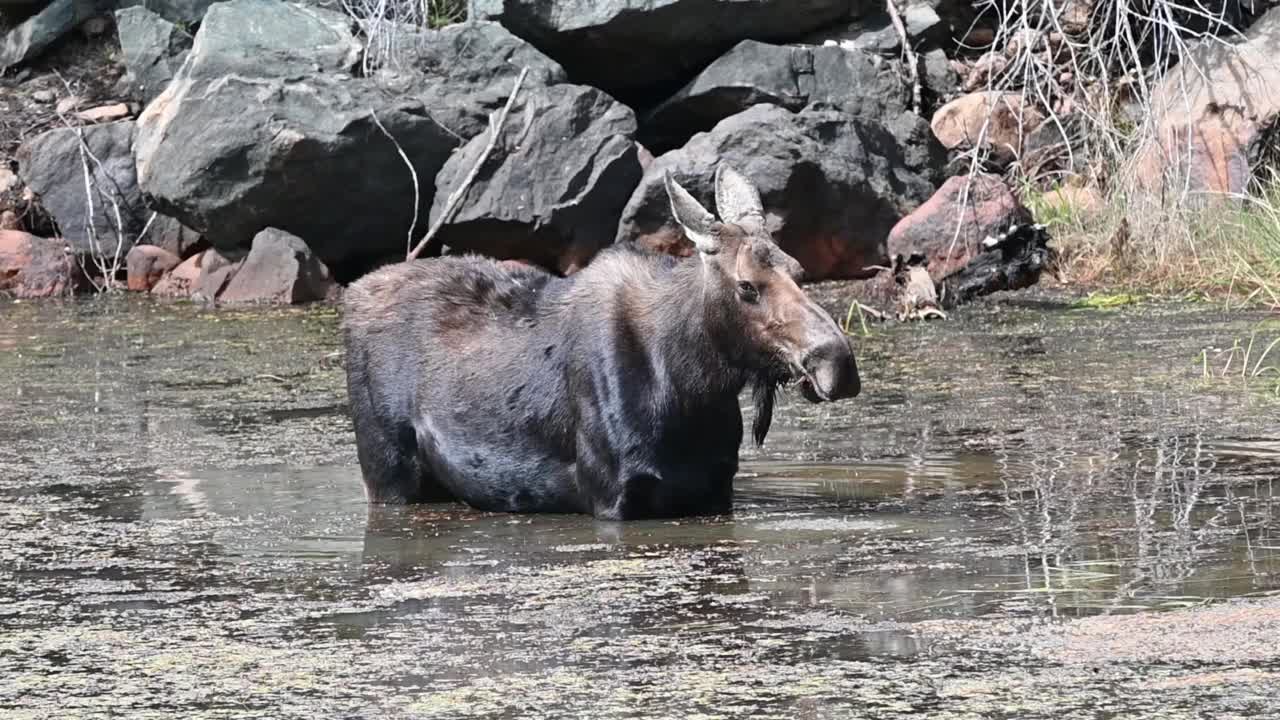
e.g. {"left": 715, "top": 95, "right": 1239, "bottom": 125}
{"left": 1, "top": 290, "right": 1278, "bottom": 718}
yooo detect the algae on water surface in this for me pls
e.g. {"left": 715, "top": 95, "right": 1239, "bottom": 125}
{"left": 1, "top": 292, "right": 1278, "bottom": 718}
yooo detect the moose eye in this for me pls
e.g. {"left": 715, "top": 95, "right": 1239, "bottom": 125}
{"left": 737, "top": 281, "right": 760, "bottom": 303}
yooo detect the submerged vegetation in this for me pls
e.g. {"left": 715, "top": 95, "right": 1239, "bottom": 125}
{"left": 1201, "top": 328, "right": 1280, "bottom": 398}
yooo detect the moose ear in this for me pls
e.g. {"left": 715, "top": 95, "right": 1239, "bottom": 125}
{"left": 714, "top": 163, "right": 765, "bottom": 231}
{"left": 664, "top": 170, "right": 720, "bottom": 254}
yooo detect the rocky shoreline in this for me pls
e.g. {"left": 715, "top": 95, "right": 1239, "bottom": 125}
{"left": 1, "top": 0, "right": 1276, "bottom": 310}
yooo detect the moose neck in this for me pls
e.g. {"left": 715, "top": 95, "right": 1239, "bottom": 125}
{"left": 640, "top": 253, "right": 753, "bottom": 402}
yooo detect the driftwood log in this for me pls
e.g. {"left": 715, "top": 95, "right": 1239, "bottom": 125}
{"left": 847, "top": 221, "right": 1055, "bottom": 321}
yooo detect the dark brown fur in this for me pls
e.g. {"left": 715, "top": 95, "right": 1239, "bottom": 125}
{"left": 341, "top": 165, "right": 860, "bottom": 519}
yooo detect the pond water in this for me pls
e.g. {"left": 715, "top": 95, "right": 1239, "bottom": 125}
{"left": 1, "top": 290, "right": 1278, "bottom": 718}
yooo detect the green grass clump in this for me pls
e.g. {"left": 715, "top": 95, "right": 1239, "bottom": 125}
{"left": 1028, "top": 176, "right": 1280, "bottom": 311}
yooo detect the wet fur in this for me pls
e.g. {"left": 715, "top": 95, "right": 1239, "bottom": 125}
{"left": 342, "top": 242, "right": 788, "bottom": 520}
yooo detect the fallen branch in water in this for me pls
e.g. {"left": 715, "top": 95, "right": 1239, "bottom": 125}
{"left": 937, "top": 221, "right": 1055, "bottom": 308}
{"left": 841, "top": 221, "right": 1055, "bottom": 322}
{"left": 407, "top": 66, "right": 529, "bottom": 262}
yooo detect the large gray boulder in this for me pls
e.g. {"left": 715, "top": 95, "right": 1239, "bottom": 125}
{"left": 802, "top": 0, "right": 948, "bottom": 54}
{"left": 218, "top": 228, "right": 333, "bottom": 304}
{"left": 17, "top": 120, "right": 150, "bottom": 257}
{"left": 116, "top": 0, "right": 222, "bottom": 25}
{"left": 617, "top": 104, "right": 946, "bottom": 281}
{"left": 115, "top": 5, "right": 193, "bottom": 103}
{"left": 134, "top": 0, "right": 566, "bottom": 271}
{"left": 136, "top": 76, "right": 457, "bottom": 271}
{"left": 473, "top": 0, "right": 872, "bottom": 102}
{"left": 643, "top": 40, "right": 911, "bottom": 152}
{"left": 378, "top": 19, "right": 568, "bottom": 139}
{"left": 0, "top": 0, "right": 104, "bottom": 70}
{"left": 167, "top": 0, "right": 361, "bottom": 78}
{"left": 429, "top": 84, "right": 642, "bottom": 274}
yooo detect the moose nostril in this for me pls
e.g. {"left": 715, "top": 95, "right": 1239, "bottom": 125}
{"left": 803, "top": 339, "right": 860, "bottom": 400}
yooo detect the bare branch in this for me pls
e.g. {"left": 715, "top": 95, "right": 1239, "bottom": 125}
{"left": 369, "top": 109, "right": 422, "bottom": 258}
{"left": 52, "top": 71, "right": 134, "bottom": 293}
{"left": 885, "top": 0, "right": 922, "bottom": 115}
{"left": 407, "top": 66, "right": 529, "bottom": 262}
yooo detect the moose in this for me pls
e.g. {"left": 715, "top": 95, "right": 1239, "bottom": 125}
{"left": 341, "top": 164, "right": 861, "bottom": 520}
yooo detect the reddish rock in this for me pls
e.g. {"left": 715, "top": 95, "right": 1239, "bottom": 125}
{"left": 218, "top": 228, "right": 332, "bottom": 305}
{"left": 151, "top": 252, "right": 204, "bottom": 298}
{"left": 149, "top": 248, "right": 239, "bottom": 300}
{"left": 960, "top": 26, "right": 995, "bottom": 48}
{"left": 887, "top": 173, "right": 1028, "bottom": 278}
{"left": 1137, "top": 104, "right": 1257, "bottom": 199}
{"left": 1134, "top": 13, "right": 1280, "bottom": 198}
{"left": 125, "top": 244, "right": 181, "bottom": 292}
{"left": 75, "top": 103, "right": 132, "bottom": 123}
{"left": 193, "top": 249, "right": 242, "bottom": 301}
{"left": 0, "top": 230, "right": 82, "bottom": 299}
{"left": 931, "top": 92, "right": 1044, "bottom": 158}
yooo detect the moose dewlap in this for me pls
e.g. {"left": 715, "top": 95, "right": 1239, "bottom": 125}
{"left": 340, "top": 164, "right": 860, "bottom": 520}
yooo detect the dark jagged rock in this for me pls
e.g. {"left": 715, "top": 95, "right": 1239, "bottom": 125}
{"left": 116, "top": 0, "right": 223, "bottom": 25}
{"left": 147, "top": 214, "right": 206, "bottom": 259}
{"left": 17, "top": 120, "right": 148, "bottom": 257}
{"left": 168, "top": 0, "right": 361, "bottom": 78}
{"left": 115, "top": 5, "right": 192, "bottom": 103}
{"left": 133, "top": 0, "right": 569, "bottom": 275}
{"left": 921, "top": 48, "right": 959, "bottom": 103}
{"left": 429, "top": 85, "right": 642, "bottom": 275}
{"left": 617, "top": 104, "right": 945, "bottom": 281}
{"left": 473, "top": 0, "right": 871, "bottom": 104}
{"left": 801, "top": 2, "right": 946, "bottom": 55}
{"left": 0, "top": 0, "right": 105, "bottom": 70}
{"left": 642, "top": 40, "right": 911, "bottom": 152}
{"left": 388, "top": 19, "right": 569, "bottom": 139}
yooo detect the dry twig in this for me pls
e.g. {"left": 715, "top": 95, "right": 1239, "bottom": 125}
{"left": 407, "top": 65, "right": 529, "bottom": 262}
{"left": 369, "top": 109, "right": 421, "bottom": 258}
{"left": 52, "top": 72, "right": 142, "bottom": 292}
{"left": 885, "top": 0, "right": 922, "bottom": 115}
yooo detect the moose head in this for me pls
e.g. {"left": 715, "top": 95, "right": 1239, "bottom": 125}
{"left": 663, "top": 165, "right": 861, "bottom": 441}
